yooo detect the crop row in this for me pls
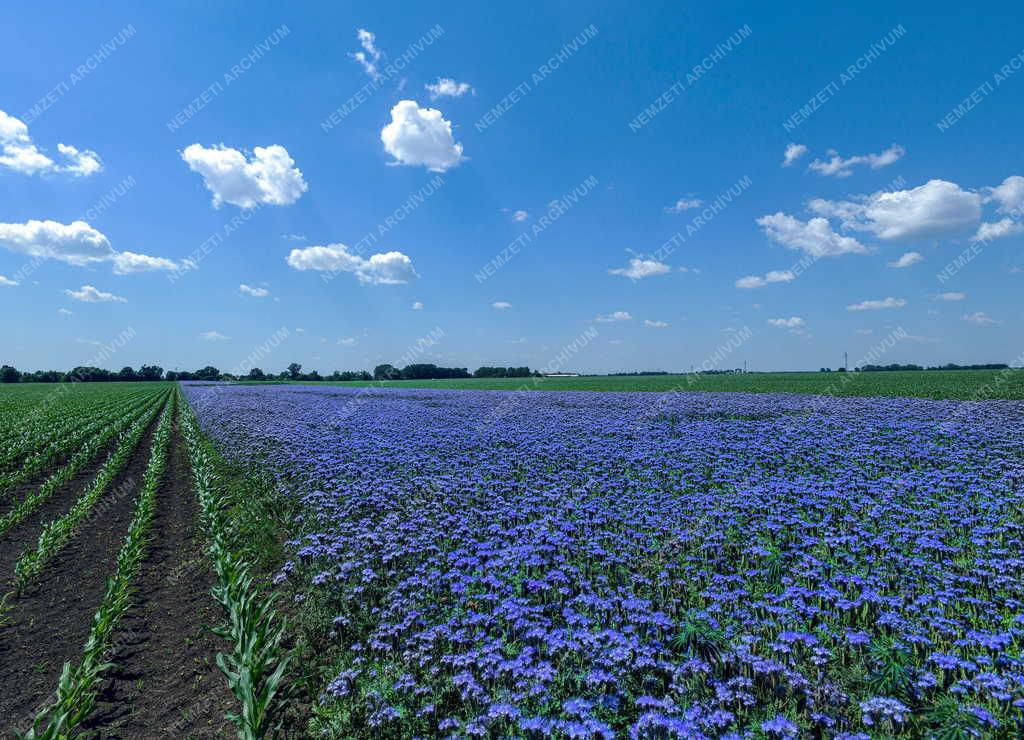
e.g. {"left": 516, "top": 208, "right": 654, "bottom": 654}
{"left": 0, "top": 391, "right": 167, "bottom": 537}
{"left": 0, "top": 385, "right": 162, "bottom": 476}
{"left": 179, "top": 399, "right": 293, "bottom": 738}
{"left": 19, "top": 393, "right": 176, "bottom": 738}
{"left": 12, "top": 389, "right": 170, "bottom": 592}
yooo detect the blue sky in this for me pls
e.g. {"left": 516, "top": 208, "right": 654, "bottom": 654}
{"left": 2, "top": 1, "right": 1022, "bottom": 374}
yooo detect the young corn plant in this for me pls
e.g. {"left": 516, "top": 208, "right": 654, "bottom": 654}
{"left": 180, "top": 398, "right": 293, "bottom": 737}
{"left": 12, "top": 390, "right": 169, "bottom": 592}
{"left": 0, "top": 389, "right": 157, "bottom": 496}
{"left": 0, "top": 392, "right": 164, "bottom": 536}
{"left": 17, "top": 397, "right": 173, "bottom": 739}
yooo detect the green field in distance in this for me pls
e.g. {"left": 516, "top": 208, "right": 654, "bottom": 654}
{"left": 241, "top": 369, "right": 1024, "bottom": 400}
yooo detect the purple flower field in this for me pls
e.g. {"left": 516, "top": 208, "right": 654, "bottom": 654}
{"left": 184, "top": 384, "right": 1024, "bottom": 738}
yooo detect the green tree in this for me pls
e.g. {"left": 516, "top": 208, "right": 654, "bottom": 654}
{"left": 138, "top": 364, "right": 164, "bottom": 381}
{"left": 374, "top": 364, "right": 399, "bottom": 381}
{"left": 0, "top": 365, "right": 20, "bottom": 383}
{"left": 288, "top": 362, "right": 302, "bottom": 380}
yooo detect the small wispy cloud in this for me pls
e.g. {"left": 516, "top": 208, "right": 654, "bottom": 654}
{"left": 351, "top": 28, "right": 382, "bottom": 79}
{"left": 735, "top": 270, "right": 795, "bottom": 289}
{"left": 609, "top": 257, "right": 671, "bottom": 280}
{"left": 847, "top": 297, "right": 906, "bottom": 311}
{"left": 239, "top": 283, "right": 269, "bottom": 298}
{"left": 962, "top": 311, "right": 998, "bottom": 325}
{"left": 887, "top": 251, "right": 923, "bottom": 269}
{"left": 665, "top": 197, "right": 703, "bottom": 213}
{"left": 426, "top": 77, "right": 474, "bottom": 100}
{"left": 781, "top": 143, "right": 808, "bottom": 167}
{"left": 65, "top": 285, "right": 126, "bottom": 303}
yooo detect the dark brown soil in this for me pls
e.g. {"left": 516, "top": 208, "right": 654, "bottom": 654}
{"left": 82, "top": 421, "right": 233, "bottom": 738}
{"left": 0, "top": 408, "right": 162, "bottom": 735}
{"left": 0, "top": 434, "right": 128, "bottom": 580}
{"left": 0, "top": 418, "right": 127, "bottom": 508}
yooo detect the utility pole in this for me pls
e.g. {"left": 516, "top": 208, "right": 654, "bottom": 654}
{"left": 743, "top": 360, "right": 747, "bottom": 374}
{"left": 843, "top": 352, "right": 848, "bottom": 371}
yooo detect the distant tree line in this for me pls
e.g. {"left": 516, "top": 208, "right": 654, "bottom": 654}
{"left": 0, "top": 364, "right": 166, "bottom": 383}
{"left": 820, "top": 363, "right": 1012, "bottom": 373}
{"left": 472, "top": 366, "right": 535, "bottom": 378}
{"left": 0, "top": 361, "right": 535, "bottom": 383}
{"left": 608, "top": 371, "right": 670, "bottom": 376}
{"left": 373, "top": 363, "right": 469, "bottom": 380}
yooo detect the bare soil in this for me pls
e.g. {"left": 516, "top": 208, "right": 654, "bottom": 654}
{"left": 0, "top": 411, "right": 161, "bottom": 735}
{"left": 82, "top": 421, "right": 232, "bottom": 737}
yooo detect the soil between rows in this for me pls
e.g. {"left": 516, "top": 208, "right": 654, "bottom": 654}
{"left": 0, "top": 407, "right": 162, "bottom": 735}
{"left": 83, "top": 420, "right": 232, "bottom": 738}
{"left": 0, "top": 402, "right": 150, "bottom": 507}
{"left": 0, "top": 428, "right": 132, "bottom": 580}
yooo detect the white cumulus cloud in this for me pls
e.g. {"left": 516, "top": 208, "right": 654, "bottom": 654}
{"left": 974, "top": 218, "right": 1024, "bottom": 241}
{"left": 808, "top": 144, "right": 905, "bottom": 177}
{"left": 782, "top": 143, "right": 808, "bottom": 167}
{"left": 112, "top": 251, "right": 183, "bottom": 274}
{"left": 983, "top": 175, "right": 1024, "bottom": 214}
{"left": 286, "top": 243, "right": 418, "bottom": 285}
{"left": 887, "top": 251, "right": 923, "bottom": 268}
{"left": 199, "top": 330, "right": 230, "bottom": 341}
{"left": 54, "top": 143, "right": 102, "bottom": 177}
{"left": 0, "top": 219, "right": 113, "bottom": 265}
{"left": 643, "top": 319, "right": 669, "bottom": 328}
{"left": 181, "top": 143, "right": 308, "bottom": 208}
{"left": 412, "top": 301, "right": 424, "bottom": 310}
{"left": 512, "top": 210, "right": 529, "bottom": 222}
{"left": 426, "top": 77, "right": 473, "bottom": 100}
{"left": 809, "top": 179, "right": 981, "bottom": 241}
{"left": 65, "top": 284, "right": 127, "bottom": 303}
{"left": 936, "top": 292, "right": 966, "bottom": 301}
{"left": 0, "top": 219, "right": 185, "bottom": 275}
{"left": 492, "top": 301, "right": 512, "bottom": 310}
{"left": 847, "top": 297, "right": 906, "bottom": 311}
{"left": 757, "top": 212, "right": 869, "bottom": 256}
{"left": 767, "top": 317, "right": 804, "bottom": 328}
{"left": 380, "top": 100, "right": 464, "bottom": 172}
{"left": 0, "top": 109, "right": 102, "bottom": 177}
{"left": 608, "top": 257, "right": 671, "bottom": 280}
{"left": 596, "top": 311, "right": 632, "bottom": 322}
